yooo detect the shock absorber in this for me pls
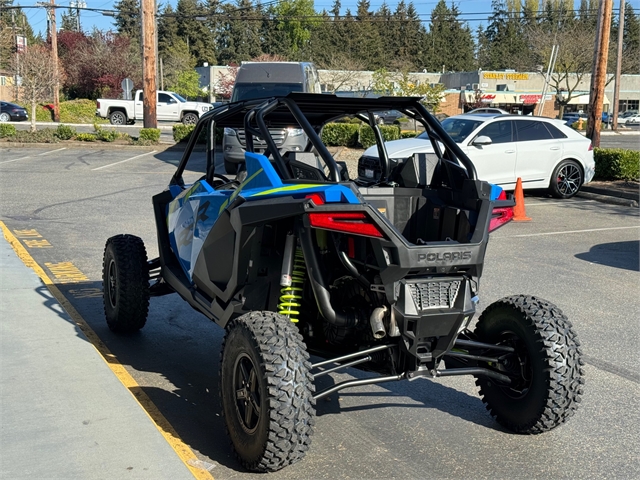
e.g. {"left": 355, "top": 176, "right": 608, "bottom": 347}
{"left": 278, "top": 234, "right": 306, "bottom": 323}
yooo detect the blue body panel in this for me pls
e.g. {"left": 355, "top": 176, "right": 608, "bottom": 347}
{"left": 166, "top": 152, "right": 360, "bottom": 281}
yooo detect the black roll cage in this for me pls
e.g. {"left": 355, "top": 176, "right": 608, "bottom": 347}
{"left": 171, "top": 93, "right": 478, "bottom": 187}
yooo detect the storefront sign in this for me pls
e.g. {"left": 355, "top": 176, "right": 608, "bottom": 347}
{"left": 483, "top": 72, "right": 529, "bottom": 80}
{"left": 519, "top": 94, "right": 542, "bottom": 104}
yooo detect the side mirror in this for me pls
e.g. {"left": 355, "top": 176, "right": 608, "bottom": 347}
{"left": 472, "top": 135, "right": 493, "bottom": 146}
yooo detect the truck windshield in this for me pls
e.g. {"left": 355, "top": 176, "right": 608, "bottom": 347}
{"left": 171, "top": 93, "right": 187, "bottom": 102}
{"left": 232, "top": 83, "right": 303, "bottom": 102}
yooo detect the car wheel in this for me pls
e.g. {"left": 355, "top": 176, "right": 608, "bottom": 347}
{"left": 0, "top": 112, "right": 10, "bottom": 122}
{"left": 474, "top": 295, "right": 584, "bottom": 434}
{"left": 102, "top": 234, "right": 149, "bottom": 333}
{"left": 109, "top": 111, "right": 127, "bottom": 125}
{"left": 224, "top": 159, "right": 238, "bottom": 175}
{"left": 220, "top": 311, "right": 315, "bottom": 472}
{"left": 549, "top": 159, "right": 583, "bottom": 199}
{"left": 182, "top": 113, "right": 198, "bottom": 125}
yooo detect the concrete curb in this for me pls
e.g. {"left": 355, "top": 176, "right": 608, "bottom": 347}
{"left": 581, "top": 185, "right": 639, "bottom": 201}
{"left": 577, "top": 190, "right": 639, "bottom": 207}
{"left": 3, "top": 120, "right": 176, "bottom": 130}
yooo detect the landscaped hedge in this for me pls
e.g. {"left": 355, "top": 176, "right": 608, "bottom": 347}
{"left": 400, "top": 130, "right": 419, "bottom": 138}
{"left": 321, "top": 123, "right": 359, "bottom": 147}
{"left": 173, "top": 124, "right": 195, "bottom": 143}
{"left": 358, "top": 124, "right": 401, "bottom": 148}
{"left": 0, "top": 124, "right": 16, "bottom": 138}
{"left": 594, "top": 148, "right": 640, "bottom": 181}
{"left": 17, "top": 99, "right": 108, "bottom": 124}
{"left": 139, "top": 128, "right": 160, "bottom": 143}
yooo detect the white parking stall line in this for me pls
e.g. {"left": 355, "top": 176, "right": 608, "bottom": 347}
{"left": 38, "top": 147, "right": 67, "bottom": 156}
{"left": 526, "top": 200, "right": 595, "bottom": 206}
{"left": 92, "top": 150, "right": 158, "bottom": 171}
{"left": 493, "top": 226, "right": 640, "bottom": 239}
{"left": 0, "top": 155, "right": 32, "bottom": 165}
{"left": 0, "top": 147, "right": 68, "bottom": 165}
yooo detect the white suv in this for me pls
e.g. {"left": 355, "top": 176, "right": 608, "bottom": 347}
{"left": 358, "top": 114, "right": 595, "bottom": 198}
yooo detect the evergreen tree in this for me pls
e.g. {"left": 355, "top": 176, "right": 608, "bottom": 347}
{"left": 158, "top": 4, "right": 180, "bottom": 57}
{"left": 624, "top": 3, "right": 640, "bottom": 52}
{"left": 217, "top": 0, "right": 262, "bottom": 64}
{"left": 175, "top": 0, "right": 216, "bottom": 64}
{"left": 477, "top": 0, "right": 533, "bottom": 71}
{"left": 114, "top": 0, "right": 141, "bottom": 38}
{"left": 422, "top": 0, "right": 475, "bottom": 72}
{"left": 61, "top": 7, "right": 79, "bottom": 32}
{"left": 350, "top": 0, "right": 384, "bottom": 70}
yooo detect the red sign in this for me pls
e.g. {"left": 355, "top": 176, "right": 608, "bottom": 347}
{"left": 481, "top": 94, "right": 496, "bottom": 103}
{"left": 520, "top": 94, "right": 542, "bottom": 105}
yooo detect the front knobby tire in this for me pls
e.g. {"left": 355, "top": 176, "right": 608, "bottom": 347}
{"left": 220, "top": 311, "right": 315, "bottom": 472}
{"left": 102, "top": 234, "right": 150, "bottom": 333}
{"left": 474, "top": 295, "right": 584, "bottom": 434}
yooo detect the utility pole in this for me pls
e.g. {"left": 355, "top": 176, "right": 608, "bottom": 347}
{"left": 50, "top": 0, "right": 60, "bottom": 122}
{"left": 612, "top": 0, "right": 625, "bottom": 131}
{"left": 11, "top": 10, "right": 19, "bottom": 102}
{"left": 586, "top": 0, "right": 613, "bottom": 146}
{"left": 141, "top": 0, "right": 157, "bottom": 128}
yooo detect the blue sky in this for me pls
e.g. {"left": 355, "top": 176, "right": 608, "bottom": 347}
{"left": 19, "top": 0, "right": 640, "bottom": 42}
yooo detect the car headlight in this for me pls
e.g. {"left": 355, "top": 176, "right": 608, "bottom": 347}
{"left": 287, "top": 128, "right": 304, "bottom": 137}
{"left": 202, "top": 106, "right": 209, "bottom": 112}
{"left": 224, "top": 127, "right": 237, "bottom": 136}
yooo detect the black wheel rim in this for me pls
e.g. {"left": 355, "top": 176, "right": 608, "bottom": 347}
{"left": 107, "top": 259, "right": 117, "bottom": 308}
{"left": 496, "top": 331, "right": 532, "bottom": 399}
{"left": 556, "top": 163, "right": 582, "bottom": 196}
{"left": 233, "top": 353, "right": 261, "bottom": 433}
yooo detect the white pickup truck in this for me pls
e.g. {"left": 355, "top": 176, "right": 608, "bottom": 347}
{"left": 96, "top": 90, "right": 213, "bottom": 125}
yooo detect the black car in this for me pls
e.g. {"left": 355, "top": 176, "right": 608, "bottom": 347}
{"left": 0, "top": 101, "right": 28, "bottom": 122}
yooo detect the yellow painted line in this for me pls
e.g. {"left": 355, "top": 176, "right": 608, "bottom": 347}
{"left": 0, "top": 221, "right": 215, "bottom": 480}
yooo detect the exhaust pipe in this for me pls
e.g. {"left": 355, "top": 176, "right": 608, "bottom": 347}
{"left": 370, "top": 306, "right": 387, "bottom": 339}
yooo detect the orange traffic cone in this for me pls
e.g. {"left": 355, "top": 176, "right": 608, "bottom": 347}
{"left": 513, "top": 177, "right": 531, "bottom": 222}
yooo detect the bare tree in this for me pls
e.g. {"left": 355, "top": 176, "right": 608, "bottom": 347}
{"left": 528, "top": 22, "right": 596, "bottom": 118}
{"left": 13, "top": 45, "right": 62, "bottom": 131}
{"left": 317, "top": 54, "right": 366, "bottom": 93}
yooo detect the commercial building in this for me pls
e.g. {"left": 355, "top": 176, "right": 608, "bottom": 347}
{"left": 196, "top": 65, "right": 639, "bottom": 119}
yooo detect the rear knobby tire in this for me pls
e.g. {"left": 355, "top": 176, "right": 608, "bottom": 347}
{"left": 220, "top": 311, "right": 315, "bottom": 472}
{"left": 102, "top": 234, "right": 150, "bottom": 333}
{"left": 474, "top": 295, "right": 584, "bottom": 434}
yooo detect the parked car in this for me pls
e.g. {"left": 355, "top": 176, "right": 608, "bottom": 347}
{"left": 562, "top": 112, "right": 587, "bottom": 126}
{"left": 373, "top": 110, "right": 404, "bottom": 124}
{"left": 0, "top": 101, "right": 28, "bottom": 122}
{"left": 358, "top": 114, "right": 595, "bottom": 198}
{"left": 96, "top": 90, "right": 213, "bottom": 125}
{"left": 223, "top": 61, "right": 322, "bottom": 174}
{"left": 467, "top": 107, "right": 509, "bottom": 115}
{"left": 624, "top": 113, "right": 640, "bottom": 125}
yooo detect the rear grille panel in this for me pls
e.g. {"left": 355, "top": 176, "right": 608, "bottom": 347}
{"left": 409, "top": 280, "right": 461, "bottom": 310}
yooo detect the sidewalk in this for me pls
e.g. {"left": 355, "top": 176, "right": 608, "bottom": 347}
{"left": 0, "top": 235, "right": 195, "bottom": 480}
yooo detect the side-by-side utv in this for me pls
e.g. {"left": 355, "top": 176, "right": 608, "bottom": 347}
{"left": 102, "top": 94, "right": 584, "bottom": 472}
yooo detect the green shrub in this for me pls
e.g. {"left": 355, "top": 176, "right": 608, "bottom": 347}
{"left": 54, "top": 124, "right": 76, "bottom": 140}
{"left": 95, "top": 128, "right": 119, "bottom": 142}
{"left": 358, "top": 124, "right": 401, "bottom": 148}
{"left": 61, "top": 99, "right": 108, "bottom": 124}
{"left": 75, "top": 133, "right": 97, "bottom": 142}
{"left": 593, "top": 147, "right": 640, "bottom": 181}
{"left": 321, "top": 123, "right": 359, "bottom": 147}
{"left": 173, "top": 124, "right": 195, "bottom": 143}
{"left": 0, "top": 124, "right": 16, "bottom": 138}
{"left": 139, "top": 128, "right": 160, "bottom": 143}
{"left": 12, "top": 129, "right": 58, "bottom": 143}
{"left": 400, "top": 130, "right": 419, "bottom": 139}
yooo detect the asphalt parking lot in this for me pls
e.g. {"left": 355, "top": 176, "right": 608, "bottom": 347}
{"left": 1, "top": 146, "right": 639, "bottom": 479}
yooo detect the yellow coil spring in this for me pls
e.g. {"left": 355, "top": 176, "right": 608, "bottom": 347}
{"left": 278, "top": 249, "right": 306, "bottom": 323}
